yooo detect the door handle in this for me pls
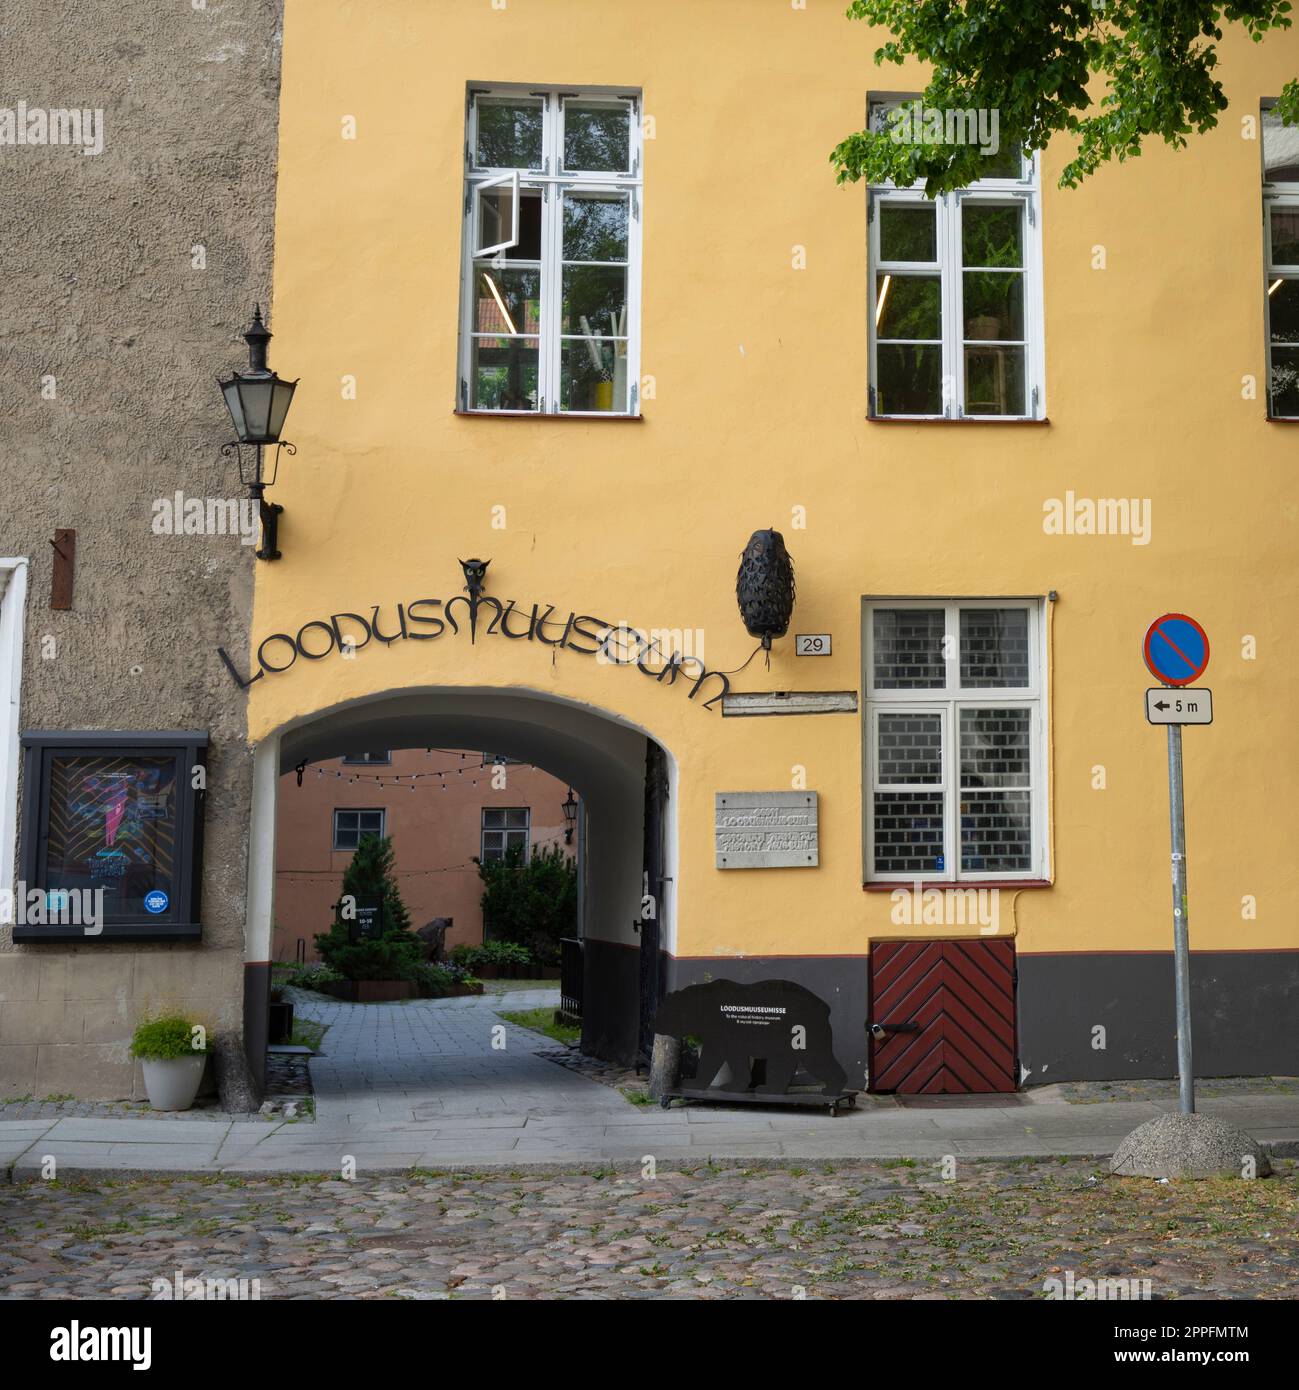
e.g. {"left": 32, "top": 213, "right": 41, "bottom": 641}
{"left": 869, "top": 1022, "right": 920, "bottom": 1040}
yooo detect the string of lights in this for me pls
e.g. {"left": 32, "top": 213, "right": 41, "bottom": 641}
{"left": 294, "top": 748, "right": 532, "bottom": 790}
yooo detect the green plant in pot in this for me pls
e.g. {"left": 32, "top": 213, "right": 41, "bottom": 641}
{"left": 131, "top": 1015, "right": 211, "bottom": 1112}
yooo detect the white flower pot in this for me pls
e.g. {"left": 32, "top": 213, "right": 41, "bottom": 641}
{"left": 141, "top": 1055, "right": 207, "bottom": 1112}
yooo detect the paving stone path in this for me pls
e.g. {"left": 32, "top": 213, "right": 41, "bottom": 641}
{"left": 293, "top": 987, "right": 633, "bottom": 1124}
{"left": 1, "top": 1158, "right": 1295, "bottom": 1299}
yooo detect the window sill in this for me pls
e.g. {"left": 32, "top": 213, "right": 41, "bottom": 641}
{"left": 867, "top": 416, "right": 1049, "bottom": 426}
{"left": 455, "top": 410, "right": 644, "bottom": 422}
{"left": 863, "top": 879, "right": 1052, "bottom": 891}
{"left": 11, "top": 922, "right": 203, "bottom": 943}
{"left": 1266, "top": 415, "right": 1299, "bottom": 423}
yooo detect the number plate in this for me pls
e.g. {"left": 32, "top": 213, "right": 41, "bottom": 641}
{"left": 795, "top": 634, "right": 831, "bottom": 656}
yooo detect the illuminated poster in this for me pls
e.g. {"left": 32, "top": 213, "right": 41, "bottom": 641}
{"left": 44, "top": 755, "right": 177, "bottom": 918}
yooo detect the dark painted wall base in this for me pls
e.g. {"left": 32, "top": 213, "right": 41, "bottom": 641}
{"left": 630, "top": 949, "right": 1299, "bottom": 1090}
{"left": 243, "top": 961, "right": 271, "bottom": 1098}
{"left": 1018, "top": 951, "right": 1299, "bottom": 1083}
{"left": 581, "top": 937, "right": 642, "bottom": 1067}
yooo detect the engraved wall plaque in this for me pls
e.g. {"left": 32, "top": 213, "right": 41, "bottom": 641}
{"left": 715, "top": 791, "right": 818, "bottom": 868}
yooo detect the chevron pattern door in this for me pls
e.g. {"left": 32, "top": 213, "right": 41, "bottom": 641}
{"left": 867, "top": 939, "right": 1017, "bottom": 1094}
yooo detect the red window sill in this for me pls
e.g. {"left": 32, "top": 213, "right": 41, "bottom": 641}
{"left": 863, "top": 879, "right": 1052, "bottom": 891}
{"left": 1266, "top": 415, "right": 1299, "bottom": 423}
{"left": 454, "top": 410, "right": 644, "bottom": 421}
{"left": 867, "top": 416, "right": 1050, "bottom": 426}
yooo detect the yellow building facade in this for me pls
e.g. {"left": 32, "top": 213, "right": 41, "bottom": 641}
{"left": 235, "top": 0, "right": 1299, "bottom": 1089}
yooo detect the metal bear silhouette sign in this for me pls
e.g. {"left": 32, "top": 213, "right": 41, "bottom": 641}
{"left": 653, "top": 978, "right": 856, "bottom": 1112}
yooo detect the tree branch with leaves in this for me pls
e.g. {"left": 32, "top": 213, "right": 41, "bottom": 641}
{"left": 832, "top": 0, "right": 1297, "bottom": 196}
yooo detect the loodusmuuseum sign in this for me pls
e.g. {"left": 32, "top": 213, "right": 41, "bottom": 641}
{"left": 653, "top": 978, "right": 847, "bottom": 1097}
{"left": 714, "top": 791, "right": 818, "bottom": 868}
{"left": 218, "top": 559, "right": 733, "bottom": 711}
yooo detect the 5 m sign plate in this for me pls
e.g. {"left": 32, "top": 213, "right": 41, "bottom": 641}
{"left": 1145, "top": 688, "right": 1212, "bottom": 726}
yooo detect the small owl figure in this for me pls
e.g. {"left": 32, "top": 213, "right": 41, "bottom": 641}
{"left": 458, "top": 557, "right": 490, "bottom": 600}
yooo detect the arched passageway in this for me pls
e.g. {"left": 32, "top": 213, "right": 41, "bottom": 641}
{"left": 243, "top": 686, "right": 676, "bottom": 1090}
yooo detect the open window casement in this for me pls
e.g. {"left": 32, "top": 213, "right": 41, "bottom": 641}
{"left": 474, "top": 170, "right": 520, "bottom": 258}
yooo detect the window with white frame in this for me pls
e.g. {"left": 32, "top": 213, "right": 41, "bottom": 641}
{"left": 333, "top": 808, "right": 385, "bottom": 851}
{"left": 1263, "top": 103, "right": 1299, "bottom": 417}
{"left": 459, "top": 86, "right": 642, "bottom": 415}
{"left": 868, "top": 98, "right": 1043, "bottom": 419}
{"left": 481, "top": 807, "right": 530, "bottom": 862}
{"left": 864, "top": 601, "right": 1048, "bottom": 882}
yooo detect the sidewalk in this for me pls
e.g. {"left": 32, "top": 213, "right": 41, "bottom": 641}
{"left": 4, "top": 988, "right": 1298, "bottom": 1177}
{"left": 5, "top": 1093, "right": 1299, "bottom": 1178}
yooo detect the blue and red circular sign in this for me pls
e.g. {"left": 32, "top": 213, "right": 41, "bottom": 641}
{"left": 1143, "top": 613, "right": 1209, "bottom": 687}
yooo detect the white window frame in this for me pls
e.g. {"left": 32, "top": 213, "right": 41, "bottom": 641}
{"left": 473, "top": 170, "right": 521, "bottom": 258}
{"left": 866, "top": 97, "right": 1045, "bottom": 421}
{"left": 0, "top": 559, "right": 28, "bottom": 925}
{"left": 1261, "top": 101, "right": 1299, "bottom": 417}
{"left": 863, "top": 598, "right": 1049, "bottom": 883}
{"left": 459, "top": 85, "right": 643, "bottom": 416}
{"left": 481, "top": 806, "right": 531, "bottom": 863}
{"left": 332, "top": 807, "right": 386, "bottom": 851}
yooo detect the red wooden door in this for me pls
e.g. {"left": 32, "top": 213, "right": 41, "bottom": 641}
{"left": 868, "top": 940, "right": 1017, "bottom": 1094}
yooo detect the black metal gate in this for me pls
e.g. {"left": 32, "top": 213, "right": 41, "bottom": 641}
{"left": 637, "top": 740, "right": 669, "bottom": 1063}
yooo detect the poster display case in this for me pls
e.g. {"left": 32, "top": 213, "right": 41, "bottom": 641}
{"left": 16, "top": 732, "right": 207, "bottom": 941}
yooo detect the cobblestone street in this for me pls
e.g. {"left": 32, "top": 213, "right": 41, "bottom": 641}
{"left": 2, "top": 1158, "right": 1295, "bottom": 1300}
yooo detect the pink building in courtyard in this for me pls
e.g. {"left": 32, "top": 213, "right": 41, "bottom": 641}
{"left": 273, "top": 748, "right": 574, "bottom": 962}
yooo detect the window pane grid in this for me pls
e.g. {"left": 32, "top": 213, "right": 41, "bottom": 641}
{"left": 866, "top": 603, "right": 1042, "bottom": 881}
{"left": 870, "top": 176, "right": 1039, "bottom": 419}
{"left": 463, "top": 90, "right": 641, "bottom": 415}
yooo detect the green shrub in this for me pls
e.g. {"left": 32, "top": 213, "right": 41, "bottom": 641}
{"left": 449, "top": 940, "right": 532, "bottom": 970}
{"left": 413, "top": 962, "right": 481, "bottom": 997}
{"left": 280, "top": 963, "right": 344, "bottom": 990}
{"left": 477, "top": 843, "right": 577, "bottom": 965}
{"left": 130, "top": 1016, "right": 210, "bottom": 1061}
{"left": 314, "top": 833, "right": 423, "bottom": 982}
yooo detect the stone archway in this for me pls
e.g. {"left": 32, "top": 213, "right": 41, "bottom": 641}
{"left": 243, "top": 685, "right": 676, "bottom": 1091}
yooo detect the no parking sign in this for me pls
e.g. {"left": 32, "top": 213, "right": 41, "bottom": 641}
{"left": 1143, "top": 613, "right": 1209, "bottom": 687}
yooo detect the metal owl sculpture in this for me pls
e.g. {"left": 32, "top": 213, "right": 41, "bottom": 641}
{"left": 735, "top": 529, "right": 795, "bottom": 650}
{"left": 458, "top": 557, "right": 490, "bottom": 600}
{"left": 448, "top": 557, "right": 496, "bottom": 643}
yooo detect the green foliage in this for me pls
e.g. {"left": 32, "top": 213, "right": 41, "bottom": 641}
{"left": 449, "top": 940, "right": 533, "bottom": 970}
{"left": 477, "top": 842, "right": 577, "bottom": 965}
{"left": 313, "top": 834, "right": 423, "bottom": 981}
{"left": 497, "top": 1007, "right": 581, "bottom": 1046}
{"left": 413, "top": 962, "right": 481, "bottom": 997}
{"left": 130, "top": 1015, "right": 209, "bottom": 1061}
{"left": 277, "top": 962, "right": 345, "bottom": 991}
{"left": 832, "top": 1, "right": 1297, "bottom": 195}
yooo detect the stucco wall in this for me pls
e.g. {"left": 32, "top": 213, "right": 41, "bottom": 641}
{"left": 243, "top": 1, "right": 1299, "bottom": 1082}
{"left": 0, "top": 1, "right": 283, "bottom": 1102}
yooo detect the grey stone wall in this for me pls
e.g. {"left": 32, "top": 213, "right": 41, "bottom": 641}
{"left": 0, "top": 1, "right": 283, "bottom": 1103}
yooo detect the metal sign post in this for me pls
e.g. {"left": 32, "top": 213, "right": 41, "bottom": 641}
{"left": 1165, "top": 722, "right": 1194, "bottom": 1115}
{"left": 1142, "top": 613, "right": 1210, "bottom": 1117}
